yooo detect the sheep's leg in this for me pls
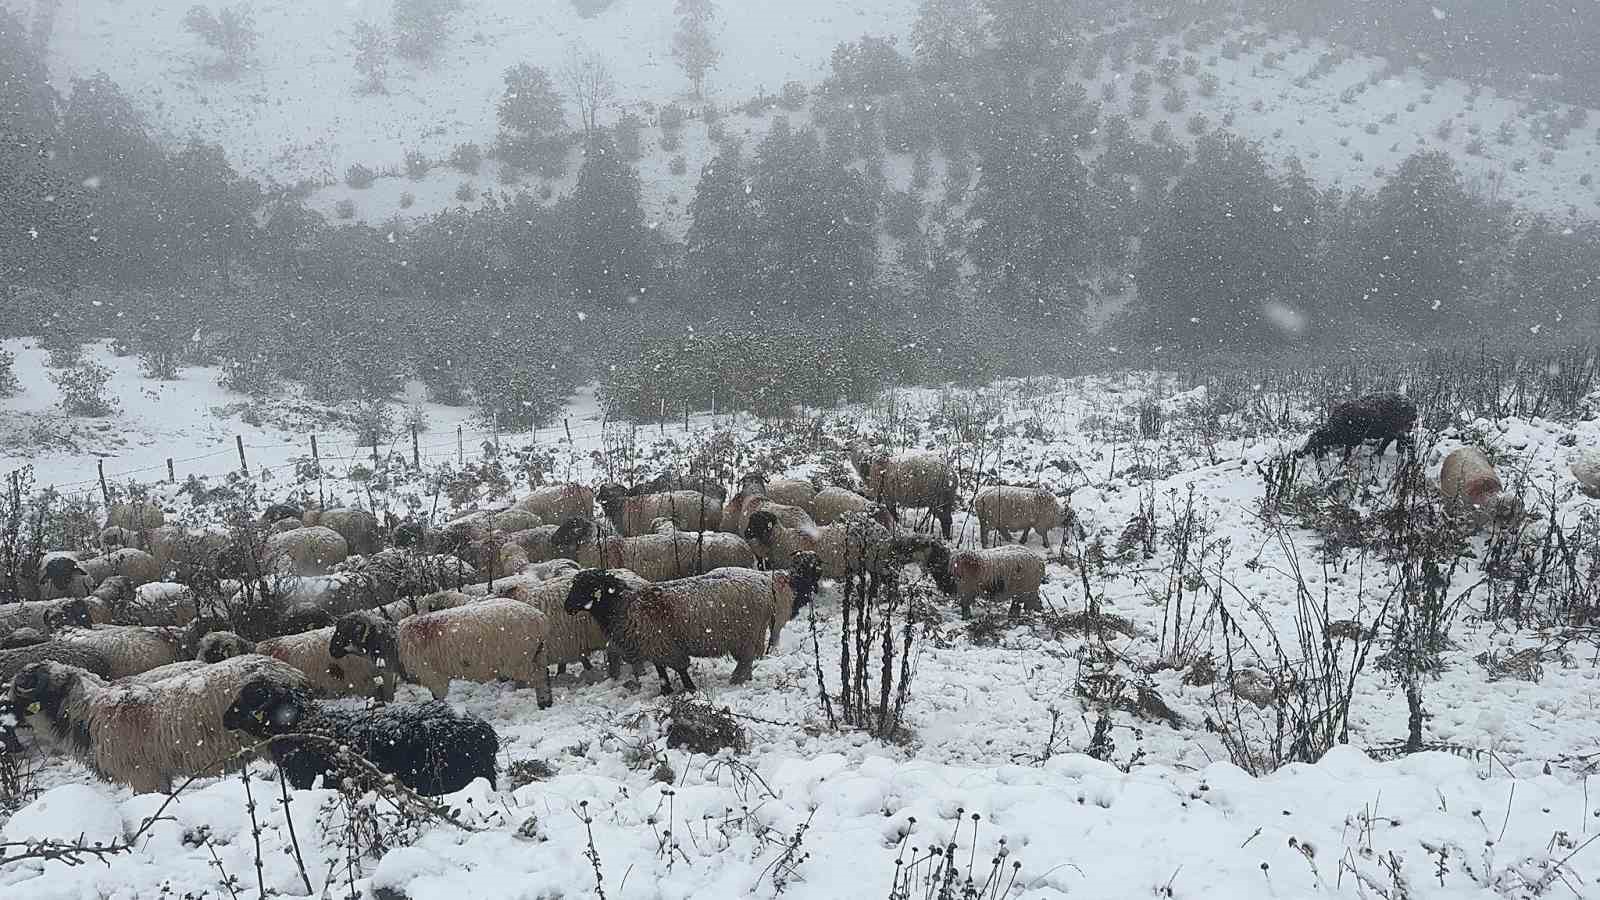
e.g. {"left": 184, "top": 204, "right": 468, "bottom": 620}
{"left": 959, "top": 592, "right": 974, "bottom": 618}
{"left": 730, "top": 654, "right": 754, "bottom": 684}
{"left": 676, "top": 666, "right": 698, "bottom": 692}
{"left": 938, "top": 503, "right": 954, "bottom": 541}
{"left": 655, "top": 664, "right": 675, "bottom": 695}
{"left": 1375, "top": 436, "right": 1394, "bottom": 456}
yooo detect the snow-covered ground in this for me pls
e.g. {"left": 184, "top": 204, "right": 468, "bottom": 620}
{"left": 7, "top": 342, "right": 1600, "bottom": 897}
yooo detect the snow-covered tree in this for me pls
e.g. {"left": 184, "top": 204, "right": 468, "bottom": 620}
{"left": 392, "top": 0, "right": 461, "bottom": 62}
{"left": 671, "top": 0, "right": 720, "bottom": 99}
{"left": 350, "top": 21, "right": 388, "bottom": 94}
{"left": 911, "top": 0, "right": 986, "bottom": 82}
{"left": 183, "top": 4, "right": 257, "bottom": 78}
{"left": 496, "top": 63, "right": 566, "bottom": 171}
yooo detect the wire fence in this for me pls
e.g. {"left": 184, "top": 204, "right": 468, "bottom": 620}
{"left": 17, "top": 404, "right": 759, "bottom": 507}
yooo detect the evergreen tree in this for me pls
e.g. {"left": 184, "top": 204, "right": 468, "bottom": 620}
{"left": 1137, "top": 133, "right": 1318, "bottom": 350}
{"left": 671, "top": 0, "right": 720, "bottom": 99}
{"left": 1353, "top": 150, "right": 1474, "bottom": 334}
{"left": 0, "top": 9, "right": 56, "bottom": 139}
{"left": 562, "top": 135, "right": 651, "bottom": 307}
{"left": 686, "top": 146, "right": 759, "bottom": 310}
{"left": 1505, "top": 219, "right": 1600, "bottom": 332}
{"left": 169, "top": 140, "right": 261, "bottom": 286}
{"left": 496, "top": 63, "right": 566, "bottom": 169}
{"left": 751, "top": 119, "right": 877, "bottom": 313}
{"left": 911, "top": 0, "right": 987, "bottom": 83}
{"left": 968, "top": 124, "right": 1092, "bottom": 323}
{"left": 984, "top": 0, "right": 1074, "bottom": 69}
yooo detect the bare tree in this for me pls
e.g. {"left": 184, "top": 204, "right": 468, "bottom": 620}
{"left": 671, "top": 0, "right": 720, "bottom": 99}
{"left": 561, "top": 45, "right": 615, "bottom": 136}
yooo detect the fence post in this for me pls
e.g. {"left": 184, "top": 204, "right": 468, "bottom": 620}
{"left": 411, "top": 425, "right": 420, "bottom": 469}
{"left": 96, "top": 460, "right": 109, "bottom": 506}
{"left": 711, "top": 388, "right": 716, "bottom": 422}
{"left": 457, "top": 425, "right": 464, "bottom": 465}
{"left": 684, "top": 400, "right": 690, "bottom": 432}
{"left": 236, "top": 436, "right": 249, "bottom": 477}
{"left": 564, "top": 418, "right": 572, "bottom": 444}
{"left": 166, "top": 458, "right": 175, "bottom": 483}
{"left": 659, "top": 399, "right": 666, "bottom": 436}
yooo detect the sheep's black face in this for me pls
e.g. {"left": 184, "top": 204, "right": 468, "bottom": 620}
{"left": 738, "top": 474, "right": 769, "bottom": 495}
{"left": 92, "top": 576, "right": 132, "bottom": 603}
{"left": 393, "top": 521, "right": 426, "bottom": 549}
{"left": 223, "top": 679, "right": 301, "bottom": 736}
{"left": 263, "top": 503, "right": 304, "bottom": 525}
{"left": 58, "top": 598, "right": 94, "bottom": 628}
{"left": 330, "top": 615, "right": 377, "bottom": 659}
{"left": 200, "top": 632, "right": 249, "bottom": 664}
{"left": 10, "top": 662, "right": 68, "bottom": 720}
{"left": 565, "top": 569, "right": 624, "bottom": 617}
{"left": 550, "top": 517, "right": 592, "bottom": 551}
{"left": 921, "top": 542, "right": 958, "bottom": 595}
{"left": 790, "top": 551, "right": 823, "bottom": 610}
{"left": 39, "top": 556, "right": 84, "bottom": 589}
{"left": 742, "top": 511, "right": 780, "bottom": 548}
{"left": 595, "top": 484, "right": 628, "bottom": 512}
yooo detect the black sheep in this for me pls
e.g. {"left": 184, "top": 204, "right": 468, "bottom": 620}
{"left": 38, "top": 555, "right": 89, "bottom": 595}
{"left": 222, "top": 675, "right": 499, "bottom": 796}
{"left": 1297, "top": 393, "right": 1417, "bottom": 460}
{"left": 262, "top": 503, "right": 304, "bottom": 525}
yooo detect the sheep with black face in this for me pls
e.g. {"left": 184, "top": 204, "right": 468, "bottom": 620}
{"left": 222, "top": 674, "right": 498, "bottom": 795}
{"left": 563, "top": 564, "right": 819, "bottom": 694}
{"left": 10, "top": 654, "right": 309, "bottom": 794}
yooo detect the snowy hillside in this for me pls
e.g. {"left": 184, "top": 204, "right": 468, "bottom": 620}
{"left": 10, "top": 0, "right": 1596, "bottom": 234}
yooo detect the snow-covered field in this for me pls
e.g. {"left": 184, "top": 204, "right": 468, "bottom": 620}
{"left": 6, "top": 342, "right": 1600, "bottom": 897}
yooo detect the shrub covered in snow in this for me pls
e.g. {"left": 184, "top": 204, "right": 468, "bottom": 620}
{"left": 392, "top": 0, "right": 461, "bottom": 61}
{"left": 0, "top": 350, "right": 18, "bottom": 397}
{"left": 182, "top": 4, "right": 256, "bottom": 77}
{"left": 50, "top": 361, "right": 117, "bottom": 416}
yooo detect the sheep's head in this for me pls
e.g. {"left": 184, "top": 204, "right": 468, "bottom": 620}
{"left": 198, "top": 631, "right": 254, "bottom": 664}
{"left": 330, "top": 611, "right": 388, "bottom": 660}
{"left": 39, "top": 556, "right": 87, "bottom": 590}
{"left": 737, "top": 474, "right": 769, "bottom": 496}
{"left": 41, "top": 598, "right": 92, "bottom": 632}
{"left": 921, "top": 541, "right": 958, "bottom": 595}
{"left": 222, "top": 676, "right": 307, "bottom": 737}
{"left": 9, "top": 661, "right": 75, "bottom": 723}
{"left": 650, "top": 517, "right": 678, "bottom": 535}
{"left": 565, "top": 569, "right": 630, "bottom": 621}
{"left": 595, "top": 483, "right": 629, "bottom": 516}
{"left": 0, "top": 627, "right": 45, "bottom": 650}
{"left": 262, "top": 503, "right": 304, "bottom": 526}
{"left": 742, "top": 511, "right": 782, "bottom": 549}
{"left": 790, "top": 551, "right": 823, "bottom": 612}
{"left": 551, "top": 517, "right": 595, "bottom": 552}
{"left": 99, "top": 526, "right": 136, "bottom": 551}
{"left": 393, "top": 521, "right": 427, "bottom": 550}
{"left": 92, "top": 575, "right": 133, "bottom": 604}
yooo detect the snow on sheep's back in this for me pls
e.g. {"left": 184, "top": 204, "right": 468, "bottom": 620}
{"left": 24, "top": 0, "right": 917, "bottom": 184}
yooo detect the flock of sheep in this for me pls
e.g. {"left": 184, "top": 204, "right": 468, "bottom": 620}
{"left": 0, "top": 444, "right": 1062, "bottom": 798}
{"left": 0, "top": 395, "right": 1533, "bottom": 801}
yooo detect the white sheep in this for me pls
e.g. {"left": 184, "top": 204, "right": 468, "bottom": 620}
{"left": 500, "top": 568, "right": 647, "bottom": 677}
{"left": 330, "top": 599, "right": 553, "bottom": 707}
{"left": 266, "top": 525, "right": 350, "bottom": 577}
{"left": 3, "top": 593, "right": 105, "bottom": 633}
{"left": 972, "top": 486, "right": 1064, "bottom": 548}
{"left": 812, "top": 486, "right": 892, "bottom": 527}
{"left": 10, "top": 654, "right": 311, "bottom": 794}
{"left": 55, "top": 624, "right": 193, "bottom": 679}
{"left": 721, "top": 493, "right": 817, "bottom": 537}
{"left": 514, "top": 483, "right": 597, "bottom": 524}
{"left": 743, "top": 510, "right": 895, "bottom": 582}
{"left": 904, "top": 539, "right": 1047, "bottom": 618}
{"left": 564, "top": 564, "right": 820, "bottom": 694}
{"left": 98, "top": 526, "right": 141, "bottom": 551}
{"left": 80, "top": 547, "right": 162, "bottom": 589}
{"left": 255, "top": 626, "right": 394, "bottom": 701}
{"left": 105, "top": 501, "right": 165, "bottom": 532}
{"left": 1440, "top": 447, "right": 1523, "bottom": 528}
{"left": 852, "top": 447, "right": 958, "bottom": 540}
{"left": 598, "top": 486, "right": 723, "bottom": 536}
{"left": 310, "top": 508, "right": 384, "bottom": 555}
{"left": 552, "top": 517, "right": 755, "bottom": 581}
